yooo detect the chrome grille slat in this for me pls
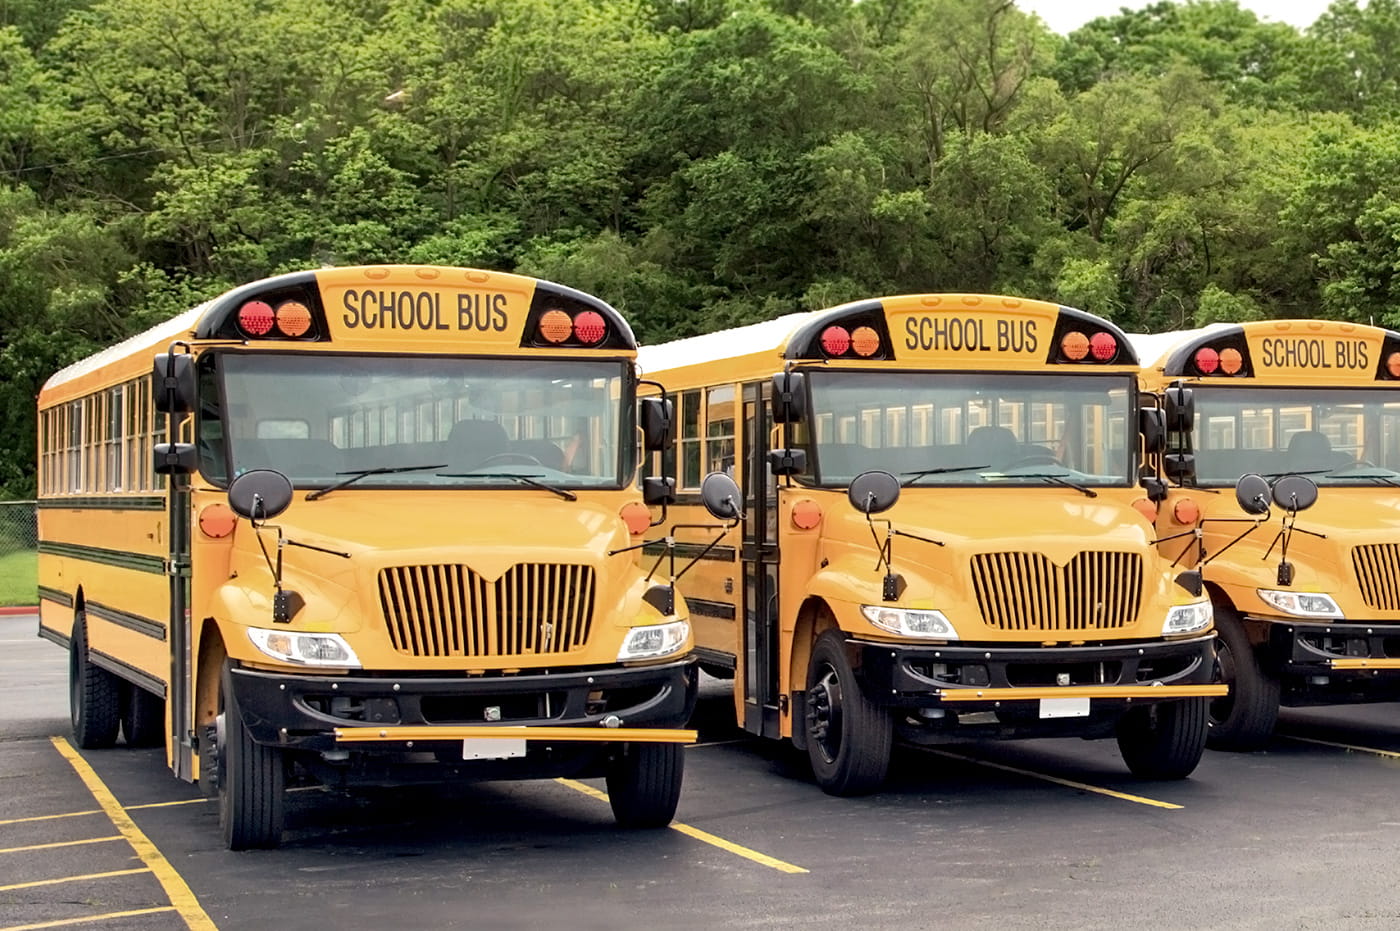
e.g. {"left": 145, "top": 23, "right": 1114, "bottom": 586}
{"left": 971, "top": 551, "right": 1142, "bottom": 632}
{"left": 379, "top": 563, "right": 595, "bottom": 657}
{"left": 1354, "top": 544, "right": 1400, "bottom": 610}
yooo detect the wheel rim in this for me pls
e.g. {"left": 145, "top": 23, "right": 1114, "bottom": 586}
{"left": 808, "top": 663, "right": 844, "bottom": 765}
{"left": 68, "top": 645, "right": 80, "bottom": 731}
{"left": 1210, "top": 638, "right": 1236, "bottom": 727}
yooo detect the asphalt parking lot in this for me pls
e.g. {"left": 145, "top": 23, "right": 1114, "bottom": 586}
{"left": 6, "top": 610, "right": 1400, "bottom": 930}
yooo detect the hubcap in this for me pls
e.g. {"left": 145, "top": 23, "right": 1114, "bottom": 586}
{"left": 808, "top": 664, "right": 844, "bottom": 764}
{"left": 1210, "top": 639, "right": 1236, "bottom": 727}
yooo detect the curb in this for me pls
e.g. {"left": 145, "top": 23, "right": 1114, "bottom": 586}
{"left": 0, "top": 605, "right": 38, "bottom": 616}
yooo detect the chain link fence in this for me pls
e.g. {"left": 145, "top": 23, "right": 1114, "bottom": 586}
{"left": 0, "top": 500, "right": 37, "bottom": 607}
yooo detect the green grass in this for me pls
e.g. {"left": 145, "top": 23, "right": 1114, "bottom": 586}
{"left": 0, "top": 550, "right": 37, "bottom": 607}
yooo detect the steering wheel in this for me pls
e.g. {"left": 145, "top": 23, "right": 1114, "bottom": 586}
{"left": 477, "top": 453, "right": 543, "bottom": 467}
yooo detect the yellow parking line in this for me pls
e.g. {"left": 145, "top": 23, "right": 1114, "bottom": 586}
{"left": 920, "top": 749, "right": 1185, "bottom": 810}
{"left": 125, "top": 798, "right": 207, "bottom": 810}
{"left": 0, "top": 869, "right": 151, "bottom": 893}
{"left": 1285, "top": 735, "right": 1400, "bottom": 759}
{"left": 554, "top": 778, "right": 808, "bottom": 873}
{"left": 0, "top": 810, "right": 101, "bottom": 827}
{"left": 0, "top": 837, "right": 122, "bottom": 855}
{"left": 49, "top": 738, "right": 217, "bottom": 931}
{"left": 0, "top": 905, "right": 176, "bottom": 931}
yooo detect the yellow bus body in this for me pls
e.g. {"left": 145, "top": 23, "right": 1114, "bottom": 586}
{"left": 38, "top": 265, "right": 696, "bottom": 846}
{"left": 1135, "top": 319, "right": 1400, "bottom": 749}
{"left": 641, "top": 294, "right": 1222, "bottom": 795}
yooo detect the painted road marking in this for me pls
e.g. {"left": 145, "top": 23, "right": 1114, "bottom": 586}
{"left": 0, "top": 869, "right": 151, "bottom": 893}
{"left": 49, "top": 737, "right": 217, "bottom": 931}
{"left": 0, "top": 810, "right": 101, "bottom": 827}
{"left": 918, "top": 748, "right": 1185, "bottom": 810}
{"left": 0, "top": 837, "right": 122, "bottom": 855}
{"left": 1285, "top": 735, "right": 1400, "bottom": 759}
{"left": 0, "top": 905, "right": 176, "bottom": 931}
{"left": 554, "top": 778, "right": 809, "bottom": 874}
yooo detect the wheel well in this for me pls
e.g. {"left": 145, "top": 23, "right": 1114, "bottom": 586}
{"left": 790, "top": 597, "right": 838, "bottom": 692}
{"left": 195, "top": 618, "right": 227, "bottom": 735}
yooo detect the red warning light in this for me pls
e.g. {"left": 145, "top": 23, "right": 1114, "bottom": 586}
{"left": 238, "top": 301, "right": 275, "bottom": 336}
{"left": 573, "top": 311, "right": 606, "bottom": 345}
{"left": 1194, "top": 347, "right": 1220, "bottom": 375}
{"left": 821, "top": 326, "right": 852, "bottom": 356}
{"left": 1089, "top": 332, "right": 1117, "bottom": 362}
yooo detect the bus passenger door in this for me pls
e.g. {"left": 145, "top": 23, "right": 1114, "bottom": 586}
{"left": 741, "top": 381, "right": 782, "bottom": 738}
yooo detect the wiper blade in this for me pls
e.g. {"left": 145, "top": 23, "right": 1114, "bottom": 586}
{"left": 437, "top": 471, "right": 577, "bottom": 501}
{"left": 305, "top": 463, "right": 447, "bottom": 501}
{"left": 1324, "top": 469, "right": 1400, "bottom": 487}
{"left": 1004, "top": 473, "right": 1098, "bottom": 498}
{"left": 900, "top": 464, "right": 989, "bottom": 486}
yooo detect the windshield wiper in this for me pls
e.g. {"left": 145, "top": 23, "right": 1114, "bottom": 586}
{"left": 1004, "top": 473, "right": 1098, "bottom": 498}
{"left": 900, "top": 464, "right": 989, "bottom": 487}
{"left": 1323, "top": 467, "right": 1400, "bottom": 487}
{"left": 305, "top": 464, "right": 447, "bottom": 501}
{"left": 437, "top": 472, "right": 577, "bottom": 501}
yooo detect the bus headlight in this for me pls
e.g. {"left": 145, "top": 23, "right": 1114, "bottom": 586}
{"left": 1163, "top": 601, "right": 1213, "bottom": 635}
{"left": 617, "top": 620, "right": 690, "bottom": 661}
{"left": 1257, "top": 590, "right": 1344, "bottom": 618}
{"left": 861, "top": 605, "right": 958, "bottom": 639}
{"left": 247, "top": 628, "right": 361, "bottom": 667}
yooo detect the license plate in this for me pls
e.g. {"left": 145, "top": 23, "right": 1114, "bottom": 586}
{"left": 1039, "top": 697, "right": 1090, "bottom": 719}
{"left": 462, "top": 737, "right": 527, "bottom": 760}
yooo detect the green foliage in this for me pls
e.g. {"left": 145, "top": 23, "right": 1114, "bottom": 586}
{"left": 1, "top": 0, "right": 1399, "bottom": 491}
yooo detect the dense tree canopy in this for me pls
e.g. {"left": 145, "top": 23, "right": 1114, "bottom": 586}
{"left": 1, "top": 0, "right": 1397, "bottom": 496}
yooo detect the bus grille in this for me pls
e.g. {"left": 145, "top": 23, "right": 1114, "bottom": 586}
{"left": 378, "top": 563, "right": 595, "bottom": 658}
{"left": 970, "top": 551, "right": 1142, "bottom": 632}
{"left": 1353, "top": 544, "right": 1400, "bottom": 610}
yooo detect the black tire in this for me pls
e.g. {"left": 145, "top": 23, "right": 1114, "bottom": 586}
{"left": 121, "top": 684, "right": 166, "bottom": 748}
{"left": 1207, "top": 605, "right": 1280, "bottom": 752}
{"left": 606, "top": 742, "right": 684, "bottom": 829}
{"left": 70, "top": 613, "right": 121, "bottom": 749}
{"left": 805, "top": 630, "right": 892, "bottom": 796}
{"left": 1116, "top": 697, "right": 1209, "bottom": 780}
{"left": 218, "top": 661, "right": 285, "bottom": 849}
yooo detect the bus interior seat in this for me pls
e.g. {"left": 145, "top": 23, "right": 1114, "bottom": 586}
{"left": 1285, "top": 431, "right": 1346, "bottom": 473}
{"left": 259, "top": 439, "right": 344, "bottom": 477}
{"left": 447, "top": 419, "right": 510, "bottom": 470}
{"left": 964, "top": 426, "right": 1019, "bottom": 469}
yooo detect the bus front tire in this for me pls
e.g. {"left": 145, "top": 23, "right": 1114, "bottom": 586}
{"left": 606, "top": 742, "right": 684, "bottom": 828}
{"left": 805, "top": 631, "right": 892, "bottom": 796}
{"left": 1206, "top": 606, "right": 1280, "bottom": 752}
{"left": 70, "top": 614, "right": 121, "bottom": 749}
{"left": 121, "top": 684, "right": 165, "bottom": 749}
{"left": 1116, "top": 697, "right": 1208, "bottom": 780}
{"left": 217, "top": 661, "right": 285, "bottom": 850}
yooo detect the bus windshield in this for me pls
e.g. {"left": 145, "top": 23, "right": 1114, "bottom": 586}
{"left": 1193, "top": 386, "right": 1400, "bottom": 486}
{"left": 801, "top": 371, "right": 1134, "bottom": 486}
{"left": 202, "top": 354, "right": 627, "bottom": 489}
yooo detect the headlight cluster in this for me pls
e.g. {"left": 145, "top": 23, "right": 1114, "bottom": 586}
{"left": 1256, "top": 589, "right": 1343, "bottom": 618}
{"left": 860, "top": 605, "right": 958, "bottom": 639}
{"left": 1162, "top": 601, "right": 1213, "bottom": 635}
{"left": 617, "top": 620, "right": 690, "bottom": 661}
{"left": 247, "top": 628, "right": 361, "bottom": 667}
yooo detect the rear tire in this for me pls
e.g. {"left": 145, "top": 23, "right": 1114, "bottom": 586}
{"left": 1207, "top": 605, "right": 1280, "bottom": 752}
{"left": 121, "top": 684, "right": 166, "bottom": 748}
{"left": 606, "top": 743, "right": 684, "bottom": 829}
{"left": 218, "top": 661, "right": 285, "bottom": 849}
{"left": 805, "top": 630, "right": 892, "bottom": 796}
{"left": 70, "top": 613, "right": 120, "bottom": 749}
{"left": 1117, "top": 697, "right": 1209, "bottom": 780}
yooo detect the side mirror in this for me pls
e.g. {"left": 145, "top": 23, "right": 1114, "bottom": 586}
{"left": 700, "top": 471, "right": 743, "bottom": 521}
{"left": 1235, "top": 473, "right": 1271, "bottom": 515}
{"left": 1272, "top": 474, "right": 1318, "bottom": 512}
{"left": 153, "top": 443, "right": 197, "bottom": 475}
{"left": 642, "top": 475, "right": 676, "bottom": 506}
{"left": 639, "top": 396, "right": 673, "bottom": 452}
{"left": 153, "top": 353, "right": 195, "bottom": 414}
{"left": 768, "top": 447, "right": 806, "bottom": 477}
{"left": 771, "top": 371, "right": 806, "bottom": 424}
{"left": 1139, "top": 408, "right": 1166, "bottom": 456}
{"left": 1163, "top": 453, "right": 1195, "bottom": 484}
{"left": 848, "top": 470, "right": 900, "bottom": 515}
{"left": 228, "top": 469, "right": 294, "bottom": 522}
{"left": 1164, "top": 383, "right": 1194, "bottom": 434}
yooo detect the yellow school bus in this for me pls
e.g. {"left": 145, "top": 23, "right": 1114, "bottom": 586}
{"left": 1134, "top": 319, "right": 1400, "bottom": 750}
{"left": 37, "top": 265, "right": 696, "bottom": 848}
{"left": 638, "top": 294, "right": 1225, "bottom": 796}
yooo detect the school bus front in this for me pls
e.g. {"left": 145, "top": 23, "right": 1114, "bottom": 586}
{"left": 641, "top": 295, "right": 1222, "bottom": 796}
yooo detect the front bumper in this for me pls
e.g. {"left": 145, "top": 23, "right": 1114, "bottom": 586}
{"left": 851, "top": 633, "right": 1224, "bottom": 708}
{"left": 1268, "top": 618, "right": 1400, "bottom": 673}
{"left": 229, "top": 658, "right": 698, "bottom": 752}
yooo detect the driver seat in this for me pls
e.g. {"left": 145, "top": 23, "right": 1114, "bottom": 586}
{"left": 964, "top": 425, "right": 1019, "bottom": 470}
{"left": 447, "top": 419, "right": 509, "bottom": 471}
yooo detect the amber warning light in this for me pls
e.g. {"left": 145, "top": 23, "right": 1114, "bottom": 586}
{"left": 820, "top": 325, "right": 882, "bottom": 358}
{"left": 537, "top": 308, "right": 608, "bottom": 346}
{"left": 237, "top": 299, "right": 318, "bottom": 339}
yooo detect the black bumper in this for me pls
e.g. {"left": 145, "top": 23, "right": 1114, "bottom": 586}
{"left": 229, "top": 658, "right": 698, "bottom": 751}
{"left": 851, "top": 633, "right": 1217, "bottom": 708}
